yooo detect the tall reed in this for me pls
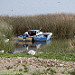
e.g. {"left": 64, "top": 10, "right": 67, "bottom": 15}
{"left": 0, "top": 14, "right": 75, "bottom": 39}
{"left": 0, "top": 21, "right": 14, "bottom": 52}
{"left": 0, "top": 20, "right": 13, "bottom": 39}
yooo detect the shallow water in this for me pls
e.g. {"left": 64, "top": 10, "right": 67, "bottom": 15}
{"left": 13, "top": 40, "right": 51, "bottom": 53}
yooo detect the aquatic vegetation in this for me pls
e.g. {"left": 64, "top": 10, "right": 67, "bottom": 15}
{"left": 38, "top": 39, "right": 75, "bottom": 54}
{"left": 0, "top": 33, "right": 14, "bottom": 53}
{"left": 0, "top": 14, "right": 75, "bottom": 61}
{"left": 0, "top": 21, "right": 15, "bottom": 52}
{"left": 0, "top": 14, "right": 75, "bottom": 39}
{"left": 0, "top": 20, "right": 13, "bottom": 39}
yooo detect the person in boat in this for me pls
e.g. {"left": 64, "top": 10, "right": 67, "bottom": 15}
{"left": 23, "top": 32, "right": 28, "bottom": 39}
{"left": 29, "top": 32, "right": 32, "bottom": 36}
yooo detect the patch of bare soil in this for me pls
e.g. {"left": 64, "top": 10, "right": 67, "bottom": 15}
{"left": 0, "top": 57, "right": 75, "bottom": 75}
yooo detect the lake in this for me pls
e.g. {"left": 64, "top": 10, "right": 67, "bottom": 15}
{"left": 13, "top": 40, "right": 51, "bottom": 53}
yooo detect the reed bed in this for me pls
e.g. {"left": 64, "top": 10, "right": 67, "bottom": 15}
{"left": 0, "top": 21, "right": 14, "bottom": 52}
{"left": 0, "top": 20, "right": 13, "bottom": 39}
{"left": 0, "top": 14, "right": 75, "bottom": 39}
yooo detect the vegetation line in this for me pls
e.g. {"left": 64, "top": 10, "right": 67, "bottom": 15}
{"left": 0, "top": 13, "right": 75, "bottom": 39}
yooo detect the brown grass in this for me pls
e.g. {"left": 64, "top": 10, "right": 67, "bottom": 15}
{"left": 0, "top": 13, "right": 75, "bottom": 39}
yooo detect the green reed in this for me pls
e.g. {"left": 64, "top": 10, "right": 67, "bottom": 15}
{"left": 0, "top": 21, "right": 14, "bottom": 52}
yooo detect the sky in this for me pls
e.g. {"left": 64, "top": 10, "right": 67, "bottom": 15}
{"left": 0, "top": 0, "right": 75, "bottom": 16}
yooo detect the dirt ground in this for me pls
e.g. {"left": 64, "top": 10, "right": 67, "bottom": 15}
{"left": 0, "top": 57, "right": 75, "bottom": 75}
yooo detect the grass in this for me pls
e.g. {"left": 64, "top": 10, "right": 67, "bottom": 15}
{"left": 0, "top": 41, "right": 15, "bottom": 53}
{"left": 0, "top": 14, "right": 75, "bottom": 61}
{"left": 0, "top": 69, "right": 56, "bottom": 75}
{"left": 6, "top": 66, "right": 13, "bottom": 70}
{"left": 0, "top": 37, "right": 15, "bottom": 53}
{"left": 32, "top": 70, "right": 43, "bottom": 75}
{"left": 46, "top": 67, "right": 56, "bottom": 75}
{"left": 31, "top": 68, "right": 56, "bottom": 75}
{"left": 0, "top": 20, "right": 15, "bottom": 53}
{"left": 0, "top": 39, "right": 75, "bottom": 61}
{"left": 0, "top": 20, "right": 13, "bottom": 39}
{"left": 68, "top": 69, "right": 75, "bottom": 75}
{"left": 0, "top": 14, "right": 75, "bottom": 75}
{"left": 22, "top": 64, "right": 29, "bottom": 72}
{"left": 35, "top": 39, "right": 75, "bottom": 61}
{"left": 0, "top": 51, "right": 75, "bottom": 61}
{"left": 0, "top": 70, "right": 25, "bottom": 75}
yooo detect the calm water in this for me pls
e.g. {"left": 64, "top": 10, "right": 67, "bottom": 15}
{"left": 13, "top": 41, "right": 51, "bottom": 53}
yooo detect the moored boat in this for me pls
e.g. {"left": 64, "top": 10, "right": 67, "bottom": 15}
{"left": 33, "top": 33, "right": 52, "bottom": 41}
{"left": 18, "top": 30, "right": 43, "bottom": 41}
{"left": 18, "top": 30, "right": 52, "bottom": 41}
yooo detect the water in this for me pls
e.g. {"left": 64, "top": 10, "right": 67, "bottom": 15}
{"left": 13, "top": 40, "right": 51, "bottom": 53}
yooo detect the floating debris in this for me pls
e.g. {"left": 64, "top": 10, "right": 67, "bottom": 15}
{"left": 0, "top": 50, "right": 4, "bottom": 53}
{"left": 28, "top": 50, "right": 36, "bottom": 55}
{"left": 4, "top": 39, "right": 9, "bottom": 42}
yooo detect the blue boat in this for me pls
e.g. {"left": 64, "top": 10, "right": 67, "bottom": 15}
{"left": 18, "top": 30, "right": 52, "bottom": 41}
{"left": 18, "top": 30, "right": 43, "bottom": 41}
{"left": 33, "top": 33, "right": 52, "bottom": 41}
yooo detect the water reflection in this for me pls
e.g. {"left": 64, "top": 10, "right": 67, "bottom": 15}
{"left": 13, "top": 41, "right": 51, "bottom": 53}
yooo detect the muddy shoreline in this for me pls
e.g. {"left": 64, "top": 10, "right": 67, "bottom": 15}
{"left": 0, "top": 57, "right": 75, "bottom": 75}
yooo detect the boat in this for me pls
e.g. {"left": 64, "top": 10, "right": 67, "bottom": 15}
{"left": 33, "top": 33, "right": 52, "bottom": 41}
{"left": 18, "top": 30, "right": 52, "bottom": 41}
{"left": 18, "top": 30, "right": 43, "bottom": 41}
